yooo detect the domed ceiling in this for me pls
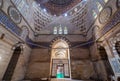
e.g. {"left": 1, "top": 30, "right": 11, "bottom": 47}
{"left": 32, "top": 0, "right": 88, "bottom": 35}
{"left": 35, "top": 0, "right": 82, "bottom": 16}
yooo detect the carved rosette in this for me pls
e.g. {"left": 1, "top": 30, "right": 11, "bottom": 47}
{"left": 8, "top": 6, "right": 22, "bottom": 24}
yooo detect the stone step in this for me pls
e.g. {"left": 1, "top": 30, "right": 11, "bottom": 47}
{"left": 50, "top": 78, "right": 94, "bottom": 81}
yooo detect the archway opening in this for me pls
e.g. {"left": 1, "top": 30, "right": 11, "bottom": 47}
{"left": 2, "top": 46, "right": 22, "bottom": 80}
{"left": 98, "top": 46, "right": 114, "bottom": 81}
{"left": 50, "top": 39, "right": 71, "bottom": 79}
{"left": 115, "top": 41, "right": 120, "bottom": 56}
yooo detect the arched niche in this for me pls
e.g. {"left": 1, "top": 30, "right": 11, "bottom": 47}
{"left": 98, "top": 46, "right": 114, "bottom": 81}
{"left": 50, "top": 38, "right": 71, "bottom": 78}
{"left": 115, "top": 41, "right": 120, "bottom": 56}
{"left": 98, "top": 46, "right": 108, "bottom": 60}
{"left": 51, "top": 39, "right": 69, "bottom": 59}
{"left": 2, "top": 42, "right": 23, "bottom": 80}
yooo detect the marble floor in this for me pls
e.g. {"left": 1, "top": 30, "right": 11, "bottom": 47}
{"left": 50, "top": 78, "right": 94, "bottom": 81}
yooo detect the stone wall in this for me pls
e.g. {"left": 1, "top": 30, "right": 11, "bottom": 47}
{"left": 12, "top": 45, "right": 31, "bottom": 81}
{"left": 35, "top": 35, "right": 86, "bottom": 42}
{"left": 70, "top": 47, "right": 95, "bottom": 79}
{"left": 70, "top": 48, "right": 90, "bottom": 60}
{"left": 93, "top": 61, "right": 108, "bottom": 80}
{"left": 0, "top": 40, "right": 12, "bottom": 80}
{"left": 89, "top": 43, "right": 99, "bottom": 60}
{"left": 25, "top": 48, "right": 50, "bottom": 79}
{"left": 71, "top": 60, "right": 94, "bottom": 80}
{"left": 0, "top": 25, "right": 32, "bottom": 80}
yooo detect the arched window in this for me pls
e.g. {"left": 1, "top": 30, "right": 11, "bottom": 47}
{"left": 64, "top": 27, "right": 68, "bottom": 34}
{"left": 0, "top": 0, "right": 3, "bottom": 8}
{"left": 53, "top": 25, "right": 68, "bottom": 35}
{"left": 104, "top": 0, "right": 108, "bottom": 3}
{"left": 54, "top": 27, "right": 57, "bottom": 34}
{"left": 96, "top": 2, "right": 103, "bottom": 12}
{"left": 21, "top": 26, "right": 29, "bottom": 40}
{"left": 59, "top": 26, "right": 62, "bottom": 34}
{"left": 11, "top": 0, "right": 23, "bottom": 11}
{"left": 92, "top": 10, "right": 97, "bottom": 19}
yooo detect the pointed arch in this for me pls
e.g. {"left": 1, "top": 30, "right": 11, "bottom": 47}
{"left": 50, "top": 36, "right": 71, "bottom": 48}
{"left": 50, "top": 37, "right": 71, "bottom": 78}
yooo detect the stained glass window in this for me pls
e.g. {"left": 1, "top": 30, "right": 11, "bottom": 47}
{"left": 64, "top": 27, "right": 68, "bottom": 34}
{"left": 96, "top": 2, "right": 103, "bottom": 12}
{"left": 92, "top": 10, "right": 97, "bottom": 19}
{"left": 53, "top": 25, "right": 68, "bottom": 35}
{"left": 104, "top": 0, "right": 108, "bottom": 3}
{"left": 59, "top": 26, "right": 62, "bottom": 34}
{"left": 54, "top": 27, "right": 57, "bottom": 34}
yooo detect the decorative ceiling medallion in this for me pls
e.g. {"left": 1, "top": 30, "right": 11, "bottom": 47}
{"left": 117, "top": 0, "right": 120, "bottom": 8}
{"left": 8, "top": 6, "right": 22, "bottom": 24}
{"left": 115, "top": 41, "right": 120, "bottom": 54}
{"left": 99, "top": 7, "right": 112, "bottom": 24}
{"left": 0, "top": 0, "right": 3, "bottom": 8}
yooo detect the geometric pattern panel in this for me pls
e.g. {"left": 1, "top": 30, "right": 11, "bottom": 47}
{"left": 0, "top": 10, "right": 22, "bottom": 36}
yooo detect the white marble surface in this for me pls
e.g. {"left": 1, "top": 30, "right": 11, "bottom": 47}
{"left": 51, "top": 78, "right": 94, "bottom": 81}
